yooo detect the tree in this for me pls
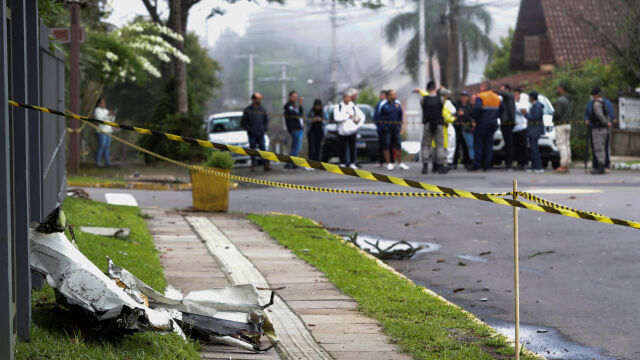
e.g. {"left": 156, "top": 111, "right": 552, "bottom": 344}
{"left": 483, "top": 28, "right": 517, "bottom": 80}
{"left": 385, "top": 0, "right": 492, "bottom": 87}
{"left": 576, "top": 0, "right": 640, "bottom": 85}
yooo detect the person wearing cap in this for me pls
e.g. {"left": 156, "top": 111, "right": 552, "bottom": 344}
{"left": 586, "top": 86, "right": 612, "bottom": 175}
{"left": 471, "top": 81, "right": 502, "bottom": 172}
{"left": 520, "top": 91, "right": 544, "bottom": 173}
{"left": 585, "top": 87, "right": 614, "bottom": 172}
{"left": 454, "top": 91, "right": 473, "bottom": 168}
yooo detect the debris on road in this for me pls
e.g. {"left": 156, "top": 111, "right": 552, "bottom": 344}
{"left": 30, "top": 207, "right": 278, "bottom": 352}
{"left": 80, "top": 226, "right": 130, "bottom": 239}
{"left": 436, "top": 258, "right": 445, "bottom": 263}
{"left": 479, "top": 251, "right": 491, "bottom": 256}
{"left": 345, "top": 232, "right": 423, "bottom": 260}
{"left": 479, "top": 298, "right": 488, "bottom": 302}
{"left": 527, "top": 250, "right": 556, "bottom": 259}
{"left": 457, "top": 262, "right": 467, "bottom": 266}
{"left": 453, "top": 288, "right": 465, "bottom": 293}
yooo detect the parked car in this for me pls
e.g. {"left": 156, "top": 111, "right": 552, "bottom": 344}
{"left": 320, "top": 104, "right": 379, "bottom": 163}
{"left": 492, "top": 94, "right": 560, "bottom": 169}
{"left": 205, "top": 112, "right": 270, "bottom": 165}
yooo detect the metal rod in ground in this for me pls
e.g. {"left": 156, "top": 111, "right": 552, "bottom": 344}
{"left": 513, "top": 179, "right": 520, "bottom": 360}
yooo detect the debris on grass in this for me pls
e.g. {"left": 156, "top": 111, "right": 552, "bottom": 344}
{"left": 31, "top": 207, "right": 277, "bottom": 353}
{"left": 344, "top": 232, "right": 423, "bottom": 260}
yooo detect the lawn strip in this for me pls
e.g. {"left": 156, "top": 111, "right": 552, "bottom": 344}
{"left": 16, "top": 198, "right": 200, "bottom": 360}
{"left": 248, "top": 213, "right": 540, "bottom": 360}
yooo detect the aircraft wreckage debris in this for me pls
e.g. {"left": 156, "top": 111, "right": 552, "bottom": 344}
{"left": 29, "top": 207, "right": 278, "bottom": 352}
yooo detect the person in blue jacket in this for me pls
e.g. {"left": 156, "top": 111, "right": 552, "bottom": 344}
{"left": 585, "top": 93, "right": 614, "bottom": 171}
{"left": 283, "top": 91, "right": 304, "bottom": 169}
{"left": 520, "top": 91, "right": 545, "bottom": 173}
{"left": 378, "top": 90, "right": 409, "bottom": 170}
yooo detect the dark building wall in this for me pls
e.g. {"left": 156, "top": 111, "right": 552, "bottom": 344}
{"left": 510, "top": 0, "right": 553, "bottom": 71}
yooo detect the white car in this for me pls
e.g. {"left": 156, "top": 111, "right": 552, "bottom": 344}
{"left": 206, "top": 112, "right": 270, "bottom": 165}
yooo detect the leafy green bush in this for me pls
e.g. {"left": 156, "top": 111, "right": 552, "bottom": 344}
{"left": 203, "top": 151, "right": 234, "bottom": 169}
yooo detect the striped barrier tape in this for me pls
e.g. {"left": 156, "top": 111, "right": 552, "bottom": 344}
{"left": 8, "top": 100, "right": 640, "bottom": 230}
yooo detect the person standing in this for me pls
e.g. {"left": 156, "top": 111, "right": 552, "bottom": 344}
{"left": 453, "top": 91, "right": 473, "bottom": 169}
{"left": 552, "top": 83, "right": 573, "bottom": 173}
{"left": 241, "top": 92, "right": 271, "bottom": 172}
{"left": 439, "top": 88, "right": 457, "bottom": 170}
{"left": 307, "top": 99, "right": 325, "bottom": 162}
{"left": 585, "top": 89, "right": 614, "bottom": 172}
{"left": 415, "top": 81, "right": 446, "bottom": 174}
{"left": 333, "top": 91, "right": 365, "bottom": 169}
{"left": 496, "top": 84, "right": 516, "bottom": 169}
{"left": 94, "top": 98, "right": 115, "bottom": 167}
{"left": 373, "top": 90, "right": 388, "bottom": 168}
{"left": 513, "top": 88, "right": 529, "bottom": 170}
{"left": 472, "top": 81, "right": 502, "bottom": 172}
{"left": 379, "top": 90, "right": 410, "bottom": 170}
{"left": 586, "top": 87, "right": 612, "bottom": 175}
{"left": 283, "top": 91, "right": 304, "bottom": 170}
{"left": 521, "top": 91, "right": 544, "bottom": 173}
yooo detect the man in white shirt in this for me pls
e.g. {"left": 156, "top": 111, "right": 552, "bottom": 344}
{"left": 513, "top": 88, "right": 529, "bottom": 170}
{"left": 333, "top": 90, "right": 365, "bottom": 169}
{"left": 94, "top": 98, "right": 115, "bottom": 167}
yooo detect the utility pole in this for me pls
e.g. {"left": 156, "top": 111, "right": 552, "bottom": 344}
{"left": 418, "top": 0, "right": 426, "bottom": 88}
{"left": 234, "top": 54, "right": 258, "bottom": 98}
{"left": 447, "top": 0, "right": 460, "bottom": 94}
{"left": 68, "top": 0, "right": 81, "bottom": 174}
{"left": 329, "top": 0, "right": 337, "bottom": 101}
{"left": 258, "top": 62, "right": 295, "bottom": 107}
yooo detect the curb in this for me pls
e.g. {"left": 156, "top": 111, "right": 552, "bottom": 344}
{"left": 68, "top": 181, "right": 193, "bottom": 191}
{"left": 267, "top": 212, "right": 546, "bottom": 360}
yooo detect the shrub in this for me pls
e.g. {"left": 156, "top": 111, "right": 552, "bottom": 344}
{"left": 203, "top": 151, "right": 234, "bottom": 169}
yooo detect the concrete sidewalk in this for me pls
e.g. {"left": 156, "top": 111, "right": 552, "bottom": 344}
{"left": 143, "top": 207, "right": 412, "bottom": 360}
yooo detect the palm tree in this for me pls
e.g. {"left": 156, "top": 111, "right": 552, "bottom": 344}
{"left": 385, "top": 0, "right": 492, "bottom": 87}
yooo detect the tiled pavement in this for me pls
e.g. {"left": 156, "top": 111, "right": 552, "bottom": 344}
{"left": 143, "top": 207, "right": 411, "bottom": 360}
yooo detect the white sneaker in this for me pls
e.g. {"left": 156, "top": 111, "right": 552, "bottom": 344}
{"left": 304, "top": 167, "right": 314, "bottom": 171}
{"left": 386, "top": 163, "right": 395, "bottom": 170}
{"left": 534, "top": 169, "right": 544, "bottom": 173}
{"left": 398, "top": 163, "right": 410, "bottom": 170}
{"left": 349, "top": 163, "right": 359, "bottom": 170}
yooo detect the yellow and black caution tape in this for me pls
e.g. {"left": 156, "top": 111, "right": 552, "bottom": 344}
{"left": 9, "top": 100, "right": 640, "bottom": 230}
{"left": 517, "top": 191, "right": 604, "bottom": 217}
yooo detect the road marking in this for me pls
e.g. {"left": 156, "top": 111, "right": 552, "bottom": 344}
{"left": 522, "top": 188, "right": 603, "bottom": 195}
{"left": 105, "top": 193, "right": 138, "bottom": 206}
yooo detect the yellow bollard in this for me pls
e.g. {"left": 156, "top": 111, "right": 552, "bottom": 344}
{"left": 190, "top": 169, "right": 230, "bottom": 212}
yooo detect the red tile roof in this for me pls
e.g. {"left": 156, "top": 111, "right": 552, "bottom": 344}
{"left": 540, "top": 0, "right": 622, "bottom": 66}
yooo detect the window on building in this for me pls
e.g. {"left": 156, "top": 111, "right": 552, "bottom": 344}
{"left": 524, "top": 35, "right": 540, "bottom": 65}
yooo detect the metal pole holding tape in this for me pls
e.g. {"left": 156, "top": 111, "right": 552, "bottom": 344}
{"left": 513, "top": 180, "right": 520, "bottom": 360}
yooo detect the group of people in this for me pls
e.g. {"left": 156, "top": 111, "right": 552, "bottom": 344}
{"left": 240, "top": 80, "right": 615, "bottom": 175}
{"left": 413, "top": 80, "right": 614, "bottom": 175}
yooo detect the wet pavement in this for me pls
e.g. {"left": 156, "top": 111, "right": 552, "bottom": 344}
{"left": 80, "top": 163, "right": 640, "bottom": 359}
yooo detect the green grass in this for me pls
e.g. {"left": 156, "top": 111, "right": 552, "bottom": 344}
{"left": 248, "top": 214, "right": 540, "bottom": 360}
{"left": 68, "top": 175, "right": 126, "bottom": 184}
{"left": 16, "top": 198, "right": 200, "bottom": 360}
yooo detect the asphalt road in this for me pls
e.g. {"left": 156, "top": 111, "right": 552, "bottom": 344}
{"left": 82, "top": 163, "right": 640, "bottom": 359}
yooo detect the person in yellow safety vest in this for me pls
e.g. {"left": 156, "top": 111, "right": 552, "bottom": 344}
{"left": 435, "top": 88, "right": 457, "bottom": 168}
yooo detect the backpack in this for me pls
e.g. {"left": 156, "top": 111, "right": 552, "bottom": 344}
{"left": 589, "top": 99, "right": 609, "bottom": 126}
{"left": 421, "top": 96, "right": 443, "bottom": 124}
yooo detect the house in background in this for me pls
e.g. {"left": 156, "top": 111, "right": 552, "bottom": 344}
{"left": 465, "top": 0, "right": 640, "bottom": 156}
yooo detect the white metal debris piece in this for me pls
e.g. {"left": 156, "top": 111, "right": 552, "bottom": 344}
{"left": 30, "top": 207, "right": 277, "bottom": 352}
{"left": 79, "top": 226, "right": 130, "bottom": 239}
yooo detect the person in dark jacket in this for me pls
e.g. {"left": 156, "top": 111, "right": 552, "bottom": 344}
{"left": 586, "top": 86, "right": 612, "bottom": 175}
{"left": 241, "top": 92, "right": 271, "bottom": 171}
{"left": 283, "top": 91, "right": 304, "bottom": 169}
{"left": 472, "top": 81, "right": 502, "bottom": 172}
{"left": 379, "top": 90, "right": 409, "bottom": 170}
{"left": 521, "top": 91, "right": 544, "bottom": 172}
{"left": 453, "top": 91, "right": 473, "bottom": 169}
{"left": 496, "top": 83, "right": 516, "bottom": 169}
{"left": 415, "top": 80, "right": 447, "bottom": 174}
{"left": 585, "top": 92, "right": 615, "bottom": 172}
{"left": 373, "top": 90, "right": 388, "bottom": 167}
{"left": 307, "top": 99, "right": 325, "bottom": 162}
